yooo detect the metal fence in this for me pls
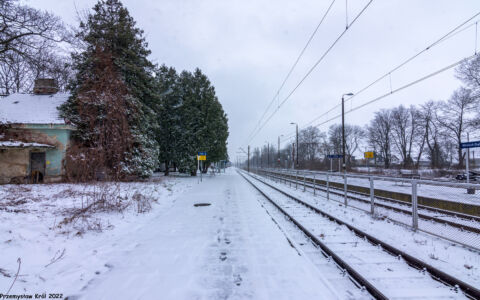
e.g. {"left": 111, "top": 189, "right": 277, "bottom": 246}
{"left": 251, "top": 167, "right": 480, "bottom": 251}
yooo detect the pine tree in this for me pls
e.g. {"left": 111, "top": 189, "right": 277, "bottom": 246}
{"left": 173, "top": 68, "right": 229, "bottom": 175}
{"left": 60, "top": 0, "right": 158, "bottom": 179}
{"left": 154, "top": 65, "right": 183, "bottom": 175}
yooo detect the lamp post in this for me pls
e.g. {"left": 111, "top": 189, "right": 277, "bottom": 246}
{"left": 265, "top": 141, "right": 269, "bottom": 168}
{"left": 290, "top": 122, "right": 298, "bottom": 168}
{"left": 278, "top": 134, "right": 283, "bottom": 168}
{"left": 341, "top": 93, "right": 354, "bottom": 173}
{"left": 260, "top": 146, "right": 263, "bottom": 168}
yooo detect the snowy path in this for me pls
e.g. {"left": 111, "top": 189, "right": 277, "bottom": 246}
{"left": 76, "top": 170, "right": 346, "bottom": 299}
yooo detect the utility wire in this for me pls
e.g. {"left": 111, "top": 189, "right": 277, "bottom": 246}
{"left": 278, "top": 12, "right": 480, "bottom": 143}
{"left": 246, "top": 0, "right": 336, "bottom": 142}
{"left": 311, "top": 53, "right": 478, "bottom": 133}
{"left": 279, "top": 53, "right": 479, "bottom": 146}
{"left": 347, "top": 11, "right": 480, "bottom": 103}
{"left": 247, "top": 0, "right": 373, "bottom": 145}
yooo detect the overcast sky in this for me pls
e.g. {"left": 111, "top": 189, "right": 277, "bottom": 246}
{"left": 28, "top": 0, "right": 480, "bottom": 161}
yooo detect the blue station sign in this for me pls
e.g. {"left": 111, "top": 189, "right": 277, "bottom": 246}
{"left": 327, "top": 154, "right": 343, "bottom": 159}
{"left": 460, "top": 141, "right": 480, "bottom": 149}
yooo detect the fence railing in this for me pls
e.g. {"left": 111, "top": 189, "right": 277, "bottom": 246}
{"left": 249, "top": 167, "right": 480, "bottom": 251}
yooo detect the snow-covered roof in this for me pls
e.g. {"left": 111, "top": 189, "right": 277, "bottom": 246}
{"left": 0, "top": 140, "right": 55, "bottom": 149}
{"left": 0, "top": 93, "right": 70, "bottom": 124}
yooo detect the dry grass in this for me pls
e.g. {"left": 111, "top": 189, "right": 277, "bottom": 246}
{"left": 56, "top": 183, "right": 157, "bottom": 234}
{"left": 1, "top": 181, "right": 160, "bottom": 235}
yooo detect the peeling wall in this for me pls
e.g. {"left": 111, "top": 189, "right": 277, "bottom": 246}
{"left": 0, "top": 149, "right": 29, "bottom": 183}
{"left": 0, "top": 124, "right": 74, "bottom": 183}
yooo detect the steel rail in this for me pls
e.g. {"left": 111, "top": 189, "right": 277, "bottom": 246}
{"left": 241, "top": 170, "right": 480, "bottom": 299}
{"left": 237, "top": 170, "right": 387, "bottom": 299}
{"left": 265, "top": 169, "right": 480, "bottom": 222}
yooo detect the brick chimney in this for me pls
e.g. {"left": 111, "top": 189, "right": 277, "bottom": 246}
{"left": 33, "top": 78, "right": 58, "bottom": 95}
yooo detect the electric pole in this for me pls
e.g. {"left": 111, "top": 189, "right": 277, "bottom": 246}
{"left": 247, "top": 145, "right": 250, "bottom": 172}
{"left": 290, "top": 122, "right": 298, "bottom": 168}
{"left": 341, "top": 93, "right": 354, "bottom": 173}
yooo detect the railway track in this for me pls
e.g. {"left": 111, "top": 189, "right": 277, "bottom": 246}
{"left": 260, "top": 169, "right": 480, "bottom": 235}
{"left": 238, "top": 170, "right": 480, "bottom": 299}
{"left": 265, "top": 169, "right": 480, "bottom": 221}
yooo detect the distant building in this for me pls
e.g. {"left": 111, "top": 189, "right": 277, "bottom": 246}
{"left": 0, "top": 79, "right": 74, "bottom": 183}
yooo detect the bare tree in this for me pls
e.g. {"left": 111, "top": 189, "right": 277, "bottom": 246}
{"left": 0, "top": 51, "right": 32, "bottom": 94}
{"left": 368, "top": 109, "right": 392, "bottom": 168}
{"left": 420, "top": 101, "right": 445, "bottom": 168}
{"left": 0, "top": 0, "right": 66, "bottom": 59}
{"left": 0, "top": 0, "right": 71, "bottom": 94}
{"left": 436, "top": 87, "right": 476, "bottom": 168}
{"left": 457, "top": 56, "right": 480, "bottom": 92}
{"left": 328, "top": 124, "right": 364, "bottom": 165}
{"left": 391, "top": 105, "right": 420, "bottom": 168}
{"left": 298, "top": 126, "right": 325, "bottom": 168}
{"left": 412, "top": 107, "right": 426, "bottom": 168}
{"left": 456, "top": 56, "right": 480, "bottom": 130}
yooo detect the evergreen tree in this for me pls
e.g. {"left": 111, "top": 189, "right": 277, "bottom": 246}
{"left": 60, "top": 0, "right": 159, "bottom": 179}
{"left": 174, "top": 68, "right": 229, "bottom": 175}
{"left": 154, "top": 65, "right": 182, "bottom": 175}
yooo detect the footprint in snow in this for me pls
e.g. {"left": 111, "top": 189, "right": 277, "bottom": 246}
{"left": 219, "top": 252, "right": 227, "bottom": 261}
{"left": 104, "top": 263, "right": 113, "bottom": 269}
{"left": 233, "top": 274, "right": 242, "bottom": 286}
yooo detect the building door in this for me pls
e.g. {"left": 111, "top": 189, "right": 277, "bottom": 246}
{"left": 30, "top": 152, "right": 46, "bottom": 183}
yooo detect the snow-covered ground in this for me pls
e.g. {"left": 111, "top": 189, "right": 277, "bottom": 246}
{"left": 0, "top": 169, "right": 364, "bottom": 299}
{"left": 2, "top": 168, "right": 478, "bottom": 299}
{"left": 0, "top": 176, "right": 194, "bottom": 298}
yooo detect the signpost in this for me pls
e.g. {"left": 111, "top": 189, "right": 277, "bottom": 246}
{"left": 364, "top": 151, "right": 374, "bottom": 174}
{"left": 327, "top": 154, "right": 343, "bottom": 172}
{"left": 198, "top": 151, "right": 207, "bottom": 182}
{"left": 364, "top": 151, "right": 374, "bottom": 158}
{"left": 460, "top": 141, "right": 480, "bottom": 149}
{"left": 460, "top": 137, "right": 479, "bottom": 194}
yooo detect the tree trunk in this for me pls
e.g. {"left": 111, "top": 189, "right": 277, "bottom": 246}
{"left": 164, "top": 160, "right": 169, "bottom": 176}
{"left": 458, "top": 147, "right": 464, "bottom": 169}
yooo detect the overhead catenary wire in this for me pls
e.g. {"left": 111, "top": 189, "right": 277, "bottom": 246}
{"left": 278, "top": 54, "right": 479, "bottom": 146}
{"left": 278, "top": 12, "right": 480, "bottom": 143}
{"left": 247, "top": 0, "right": 374, "bottom": 145}
{"left": 246, "top": 0, "right": 336, "bottom": 143}
{"left": 347, "top": 11, "right": 480, "bottom": 103}
{"left": 300, "top": 53, "right": 479, "bottom": 140}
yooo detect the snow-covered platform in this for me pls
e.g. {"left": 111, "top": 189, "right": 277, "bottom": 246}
{"left": 0, "top": 170, "right": 356, "bottom": 299}
{"left": 79, "top": 170, "right": 345, "bottom": 299}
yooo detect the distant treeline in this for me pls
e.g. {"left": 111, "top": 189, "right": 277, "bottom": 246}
{"left": 250, "top": 56, "right": 480, "bottom": 170}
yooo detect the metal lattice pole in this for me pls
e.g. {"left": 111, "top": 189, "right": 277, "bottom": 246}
{"left": 295, "top": 171, "right": 298, "bottom": 189}
{"left": 369, "top": 176, "right": 374, "bottom": 215}
{"left": 303, "top": 173, "right": 306, "bottom": 192}
{"left": 313, "top": 174, "right": 316, "bottom": 195}
{"left": 326, "top": 173, "right": 330, "bottom": 200}
{"left": 412, "top": 180, "right": 418, "bottom": 230}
